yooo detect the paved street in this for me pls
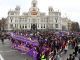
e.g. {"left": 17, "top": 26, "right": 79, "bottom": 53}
{"left": 0, "top": 39, "right": 79, "bottom": 60}
{"left": 0, "top": 39, "right": 32, "bottom": 60}
{"left": 61, "top": 48, "right": 74, "bottom": 60}
{"left": 60, "top": 45, "right": 79, "bottom": 60}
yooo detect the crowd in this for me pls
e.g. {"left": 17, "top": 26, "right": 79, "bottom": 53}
{"left": 36, "top": 31, "right": 79, "bottom": 60}
{"left": 14, "top": 31, "right": 80, "bottom": 60}
{"left": 1, "top": 31, "right": 80, "bottom": 60}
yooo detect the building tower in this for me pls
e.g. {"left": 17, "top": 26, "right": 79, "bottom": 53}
{"left": 32, "top": 0, "right": 37, "bottom": 7}
{"left": 15, "top": 6, "right": 20, "bottom": 15}
{"left": 48, "top": 6, "right": 54, "bottom": 16}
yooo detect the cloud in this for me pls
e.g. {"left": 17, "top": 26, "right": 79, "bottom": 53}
{"left": 0, "top": 0, "right": 80, "bottom": 24}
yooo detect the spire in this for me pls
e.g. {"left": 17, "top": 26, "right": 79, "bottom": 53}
{"left": 32, "top": 0, "right": 37, "bottom": 7}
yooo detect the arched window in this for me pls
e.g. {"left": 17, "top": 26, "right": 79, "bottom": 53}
{"left": 10, "top": 17, "right": 13, "bottom": 22}
{"left": 44, "top": 24, "right": 45, "bottom": 28}
{"left": 15, "top": 24, "right": 16, "bottom": 28}
{"left": 25, "top": 25, "right": 27, "bottom": 28}
{"left": 20, "top": 25, "right": 21, "bottom": 28}
{"left": 22, "top": 25, "right": 24, "bottom": 28}
{"left": 37, "top": 24, "right": 39, "bottom": 28}
{"left": 55, "top": 24, "right": 58, "bottom": 28}
{"left": 55, "top": 17, "right": 58, "bottom": 23}
{"left": 41, "top": 25, "right": 42, "bottom": 28}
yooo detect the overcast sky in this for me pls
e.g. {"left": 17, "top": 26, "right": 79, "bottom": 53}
{"left": 0, "top": 0, "right": 80, "bottom": 24}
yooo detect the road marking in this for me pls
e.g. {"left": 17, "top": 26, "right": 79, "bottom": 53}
{"left": 0, "top": 54, "right": 4, "bottom": 60}
{"left": 0, "top": 50, "right": 17, "bottom": 53}
{"left": 0, "top": 42, "right": 10, "bottom": 44}
{"left": 0, "top": 45, "right": 10, "bottom": 47}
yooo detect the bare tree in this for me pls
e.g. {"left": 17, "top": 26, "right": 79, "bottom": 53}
{"left": 0, "top": 18, "right": 7, "bottom": 32}
{"left": 71, "top": 22, "right": 79, "bottom": 32}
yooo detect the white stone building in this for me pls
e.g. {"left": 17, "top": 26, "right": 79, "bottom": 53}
{"left": 61, "top": 17, "right": 72, "bottom": 31}
{"left": 7, "top": 0, "right": 72, "bottom": 31}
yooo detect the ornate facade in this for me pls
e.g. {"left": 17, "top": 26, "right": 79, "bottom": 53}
{"left": 7, "top": 0, "right": 72, "bottom": 31}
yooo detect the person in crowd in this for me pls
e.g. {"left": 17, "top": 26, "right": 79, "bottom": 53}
{"left": 53, "top": 48, "right": 57, "bottom": 57}
{"left": 72, "top": 38, "right": 76, "bottom": 49}
{"left": 37, "top": 51, "right": 40, "bottom": 60}
{"left": 77, "top": 49, "right": 80, "bottom": 60}
{"left": 74, "top": 44, "right": 79, "bottom": 56}
{"left": 67, "top": 58, "right": 69, "bottom": 60}
{"left": 64, "top": 43, "right": 68, "bottom": 54}
{"left": 72, "top": 56, "right": 75, "bottom": 60}
{"left": 45, "top": 49, "right": 49, "bottom": 60}
{"left": 1, "top": 34, "right": 4, "bottom": 44}
{"left": 55, "top": 53, "right": 61, "bottom": 60}
{"left": 68, "top": 54, "right": 73, "bottom": 60}
{"left": 41, "top": 52, "right": 46, "bottom": 60}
